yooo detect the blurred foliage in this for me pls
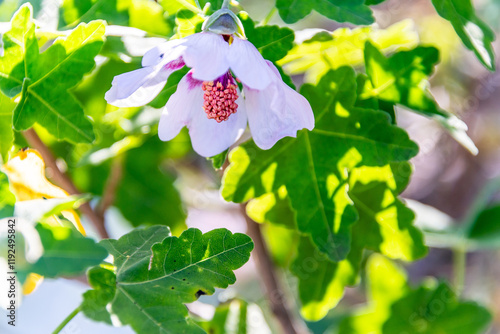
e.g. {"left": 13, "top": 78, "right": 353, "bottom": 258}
{"left": 197, "top": 299, "right": 272, "bottom": 333}
{"left": 19, "top": 223, "right": 107, "bottom": 282}
{"left": 278, "top": 20, "right": 418, "bottom": 83}
{"left": 275, "top": 0, "right": 373, "bottom": 25}
{"left": 338, "top": 255, "right": 491, "bottom": 334}
{"left": 0, "top": 171, "right": 15, "bottom": 217}
{"left": 115, "top": 136, "right": 187, "bottom": 235}
{"left": 198, "top": 299, "right": 249, "bottom": 334}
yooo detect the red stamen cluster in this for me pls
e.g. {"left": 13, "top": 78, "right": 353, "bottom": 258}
{"left": 202, "top": 80, "right": 238, "bottom": 123}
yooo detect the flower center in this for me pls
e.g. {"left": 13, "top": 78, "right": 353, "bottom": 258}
{"left": 202, "top": 73, "right": 238, "bottom": 123}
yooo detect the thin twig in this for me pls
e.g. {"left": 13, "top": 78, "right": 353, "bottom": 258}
{"left": 23, "top": 128, "right": 109, "bottom": 239}
{"left": 52, "top": 305, "right": 81, "bottom": 334}
{"left": 241, "top": 204, "right": 309, "bottom": 334}
{"left": 96, "top": 155, "right": 124, "bottom": 219}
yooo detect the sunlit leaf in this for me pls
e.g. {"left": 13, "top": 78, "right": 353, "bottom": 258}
{"left": 161, "top": 0, "right": 202, "bottom": 15}
{"left": 174, "top": 9, "right": 204, "bottom": 38}
{"left": 291, "top": 235, "right": 361, "bottom": 321}
{"left": 2, "top": 148, "right": 85, "bottom": 234}
{"left": 0, "top": 93, "right": 15, "bottom": 162}
{"left": 275, "top": 0, "right": 374, "bottom": 25}
{"left": 339, "top": 254, "right": 491, "bottom": 334}
{"left": 431, "top": 0, "right": 495, "bottom": 70}
{"left": 0, "top": 4, "right": 104, "bottom": 144}
{"left": 246, "top": 186, "right": 296, "bottom": 230}
{"left": 129, "top": 0, "right": 171, "bottom": 36}
{"left": 349, "top": 163, "right": 426, "bottom": 261}
{"left": 0, "top": 171, "right": 15, "bottom": 217}
{"left": 291, "top": 163, "right": 426, "bottom": 321}
{"left": 279, "top": 20, "right": 418, "bottom": 84}
{"left": 90, "top": 226, "right": 253, "bottom": 334}
{"left": 222, "top": 67, "right": 418, "bottom": 262}
{"left": 361, "top": 41, "right": 478, "bottom": 155}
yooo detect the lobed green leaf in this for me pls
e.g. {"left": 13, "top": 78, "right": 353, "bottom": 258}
{"left": 92, "top": 226, "right": 253, "bottom": 334}
{"left": 0, "top": 4, "right": 105, "bottom": 144}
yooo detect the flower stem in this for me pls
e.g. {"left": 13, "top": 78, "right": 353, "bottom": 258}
{"left": 241, "top": 205, "right": 309, "bottom": 334}
{"left": 52, "top": 305, "right": 81, "bottom": 334}
{"left": 261, "top": 7, "right": 277, "bottom": 26}
{"left": 453, "top": 246, "right": 466, "bottom": 297}
{"left": 222, "top": 0, "right": 231, "bottom": 9}
{"left": 23, "top": 128, "right": 109, "bottom": 239}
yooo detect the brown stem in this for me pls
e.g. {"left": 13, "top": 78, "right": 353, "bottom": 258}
{"left": 23, "top": 128, "right": 109, "bottom": 239}
{"left": 96, "top": 155, "right": 123, "bottom": 219}
{"left": 241, "top": 204, "right": 309, "bottom": 334}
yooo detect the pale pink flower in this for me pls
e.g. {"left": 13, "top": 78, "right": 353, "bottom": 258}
{"left": 105, "top": 32, "right": 314, "bottom": 157}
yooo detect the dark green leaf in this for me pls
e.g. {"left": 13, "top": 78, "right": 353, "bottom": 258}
{"left": 81, "top": 266, "right": 116, "bottom": 324}
{"left": 431, "top": 0, "right": 495, "bottom": 70}
{"left": 0, "top": 4, "right": 103, "bottom": 144}
{"left": 365, "top": 0, "right": 386, "bottom": 4}
{"left": 149, "top": 66, "right": 190, "bottom": 108}
{"left": 100, "top": 225, "right": 171, "bottom": 277}
{"left": 222, "top": 67, "right": 418, "bottom": 262}
{"left": 97, "top": 226, "right": 254, "bottom": 334}
{"left": 276, "top": 0, "right": 374, "bottom": 25}
{"left": 208, "top": 149, "right": 229, "bottom": 170}
{"left": 467, "top": 205, "right": 500, "bottom": 244}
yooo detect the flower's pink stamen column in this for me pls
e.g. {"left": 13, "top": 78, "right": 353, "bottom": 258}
{"left": 202, "top": 76, "right": 238, "bottom": 123}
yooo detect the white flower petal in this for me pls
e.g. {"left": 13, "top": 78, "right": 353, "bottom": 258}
{"left": 228, "top": 38, "right": 273, "bottom": 90}
{"left": 245, "top": 79, "right": 314, "bottom": 150}
{"left": 105, "top": 65, "right": 170, "bottom": 107}
{"left": 158, "top": 73, "right": 203, "bottom": 141}
{"left": 182, "top": 32, "right": 230, "bottom": 81}
{"left": 142, "top": 39, "right": 187, "bottom": 67}
{"left": 188, "top": 93, "right": 247, "bottom": 157}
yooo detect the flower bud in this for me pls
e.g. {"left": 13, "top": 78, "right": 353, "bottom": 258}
{"left": 202, "top": 8, "right": 245, "bottom": 38}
